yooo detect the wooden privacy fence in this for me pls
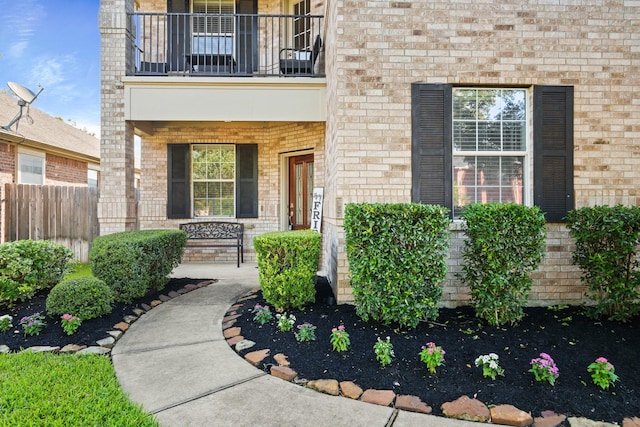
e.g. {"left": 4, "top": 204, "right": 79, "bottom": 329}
{"left": 4, "top": 184, "right": 99, "bottom": 262}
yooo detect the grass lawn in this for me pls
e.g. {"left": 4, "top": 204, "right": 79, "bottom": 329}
{"left": 0, "top": 263, "right": 157, "bottom": 426}
{"left": 0, "top": 352, "right": 158, "bottom": 426}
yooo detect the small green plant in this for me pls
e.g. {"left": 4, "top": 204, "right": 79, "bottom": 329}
{"left": 419, "top": 342, "right": 446, "bottom": 374}
{"left": 587, "top": 357, "right": 619, "bottom": 390}
{"left": 60, "top": 314, "right": 82, "bottom": 335}
{"left": 475, "top": 353, "right": 505, "bottom": 380}
{"left": 251, "top": 304, "right": 273, "bottom": 326}
{"left": 46, "top": 277, "right": 114, "bottom": 320}
{"left": 19, "top": 312, "right": 46, "bottom": 337}
{"left": 330, "top": 325, "right": 351, "bottom": 352}
{"left": 275, "top": 313, "right": 296, "bottom": 332}
{"left": 0, "top": 314, "right": 13, "bottom": 332}
{"left": 529, "top": 353, "right": 559, "bottom": 386}
{"left": 294, "top": 322, "right": 317, "bottom": 342}
{"left": 374, "top": 337, "right": 394, "bottom": 367}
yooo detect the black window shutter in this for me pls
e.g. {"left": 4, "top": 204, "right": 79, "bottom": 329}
{"left": 533, "top": 86, "right": 574, "bottom": 222}
{"left": 411, "top": 83, "right": 452, "bottom": 211}
{"left": 236, "top": 144, "right": 258, "bottom": 218}
{"left": 167, "top": 144, "right": 191, "bottom": 219}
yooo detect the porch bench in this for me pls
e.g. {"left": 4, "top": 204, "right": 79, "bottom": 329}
{"left": 179, "top": 222, "right": 244, "bottom": 268}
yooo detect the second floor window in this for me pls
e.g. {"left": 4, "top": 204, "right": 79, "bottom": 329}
{"left": 192, "top": 0, "right": 235, "bottom": 55}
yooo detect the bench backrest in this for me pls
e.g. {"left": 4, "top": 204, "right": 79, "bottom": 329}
{"left": 179, "top": 222, "right": 243, "bottom": 240}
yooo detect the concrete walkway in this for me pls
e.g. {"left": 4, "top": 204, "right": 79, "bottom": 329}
{"left": 112, "top": 263, "right": 480, "bottom": 427}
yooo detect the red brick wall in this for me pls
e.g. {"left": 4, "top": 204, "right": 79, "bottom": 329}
{"left": 46, "top": 153, "right": 88, "bottom": 185}
{"left": 0, "top": 143, "right": 16, "bottom": 177}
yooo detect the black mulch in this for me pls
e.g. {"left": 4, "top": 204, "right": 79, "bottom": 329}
{"left": 0, "top": 278, "right": 211, "bottom": 352}
{"left": 231, "top": 278, "right": 640, "bottom": 425}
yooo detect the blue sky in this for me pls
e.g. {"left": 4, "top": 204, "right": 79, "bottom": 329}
{"left": 0, "top": 0, "right": 100, "bottom": 135}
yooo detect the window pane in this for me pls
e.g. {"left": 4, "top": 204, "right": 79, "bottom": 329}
{"left": 194, "top": 182, "right": 207, "bottom": 198}
{"left": 453, "top": 90, "right": 477, "bottom": 120}
{"left": 453, "top": 122, "right": 476, "bottom": 151}
{"left": 503, "top": 121, "right": 526, "bottom": 151}
{"left": 477, "top": 122, "right": 501, "bottom": 151}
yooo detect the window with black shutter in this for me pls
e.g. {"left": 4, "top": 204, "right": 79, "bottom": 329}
{"left": 167, "top": 143, "right": 258, "bottom": 219}
{"left": 411, "top": 83, "right": 573, "bottom": 222}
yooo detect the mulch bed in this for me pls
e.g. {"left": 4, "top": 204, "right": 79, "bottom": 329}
{"left": 0, "top": 278, "right": 207, "bottom": 351}
{"left": 231, "top": 278, "right": 640, "bottom": 424}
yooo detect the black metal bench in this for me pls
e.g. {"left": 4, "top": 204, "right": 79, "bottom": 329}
{"left": 179, "top": 222, "right": 244, "bottom": 268}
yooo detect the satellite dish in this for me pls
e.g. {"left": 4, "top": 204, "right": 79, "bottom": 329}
{"left": 1, "top": 82, "right": 44, "bottom": 131}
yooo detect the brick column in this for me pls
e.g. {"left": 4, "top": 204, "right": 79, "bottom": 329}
{"left": 98, "top": 0, "right": 137, "bottom": 234}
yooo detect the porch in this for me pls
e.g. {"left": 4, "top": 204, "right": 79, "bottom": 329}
{"left": 128, "top": 12, "right": 325, "bottom": 77}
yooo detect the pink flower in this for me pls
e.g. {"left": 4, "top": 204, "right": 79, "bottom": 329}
{"left": 595, "top": 357, "right": 608, "bottom": 363}
{"left": 338, "top": 325, "right": 345, "bottom": 331}
{"left": 332, "top": 328, "right": 337, "bottom": 333}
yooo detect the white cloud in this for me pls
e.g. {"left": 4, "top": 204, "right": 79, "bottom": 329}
{"left": 3, "top": 1, "right": 45, "bottom": 59}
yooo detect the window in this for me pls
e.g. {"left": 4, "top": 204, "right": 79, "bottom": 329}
{"left": 18, "top": 152, "right": 44, "bottom": 184}
{"left": 452, "top": 88, "right": 527, "bottom": 218}
{"left": 192, "top": 0, "right": 235, "bottom": 55}
{"left": 192, "top": 144, "right": 235, "bottom": 217}
{"left": 411, "top": 84, "right": 573, "bottom": 222}
{"left": 292, "top": 0, "right": 312, "bottom": 51}
{"left": 168, "top": 144, "right": 258, "bottom": 219}
{"left": 88, "top": 169, "right": 99, "bottom": 188}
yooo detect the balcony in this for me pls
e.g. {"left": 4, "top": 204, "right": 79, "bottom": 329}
{"left": 128, "top": 12, "right": 325, "bottom": 77}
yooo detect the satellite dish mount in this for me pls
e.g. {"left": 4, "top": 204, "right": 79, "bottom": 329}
{"left": 1, "top": 82, "right": 44, "bottom": 131}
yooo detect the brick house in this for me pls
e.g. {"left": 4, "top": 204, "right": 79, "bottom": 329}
{"left": 0, "top": 91, "right": 100, "bottom": 241}
{"left": 99, "top": 0, "right": 640, "bottom": 305}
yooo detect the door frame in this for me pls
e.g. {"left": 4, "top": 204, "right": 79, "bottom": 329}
{"left": 279, "top": 149, "right": 314, "bottom": 231}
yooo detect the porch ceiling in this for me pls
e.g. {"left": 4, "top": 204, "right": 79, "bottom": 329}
{"left": 122, "top": 77, "right": 326, "bottom": 125}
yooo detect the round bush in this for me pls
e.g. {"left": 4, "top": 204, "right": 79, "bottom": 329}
{"left": 46, "top": 277, "right": 114, "bottom": 320}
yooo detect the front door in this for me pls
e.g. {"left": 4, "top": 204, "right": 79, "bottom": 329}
{"left": 288, "top": 154, "right": 314, "bottom": 229}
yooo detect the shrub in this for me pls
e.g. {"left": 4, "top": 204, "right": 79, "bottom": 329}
{"left": 46, "top": 277, "right": 114, "bottom": 320}
{"left": 459, "top": 203, "right": 546, "bottom": 326}
{"left": 254, "top": 230, "right": 321, "bottom": 310}
{"left": 90, "top": 230, "right": 187, "bottom": 303}
{"left": 344, "top": 203, "right": 450, "bottom": 328}
{"left": 0, "top": 240, "right": 74, "bottom": 307}
{"left": 566, "top": 205, "right": 640, "bottom": 321}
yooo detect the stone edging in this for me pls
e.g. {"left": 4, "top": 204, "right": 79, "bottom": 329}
{"left": 223, "top": 289, "right": 640, "bottom": 427}
{"left": 0, "top": 280, "right": 217, "bottom": 356}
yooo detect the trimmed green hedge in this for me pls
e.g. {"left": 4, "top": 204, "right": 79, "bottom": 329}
{"left": 0, "top": 240, "right": 74, "bottom": 307}
{"left": 567, "top": 205, "right": 640, "bottom": 321}
{"left": 46, "top": 277, "right": 114, "bottom": 320}
{"left": 254, "top": 230, "right": 321, "bottom": 310}
{"left": 90, "top": 229, "right": 187, "bottom": 303}
{"left": 344, "top": 203, "right": 451, "bottom": 329}
{"left": 459, "top": 203, "right": 546, "bottom": 326}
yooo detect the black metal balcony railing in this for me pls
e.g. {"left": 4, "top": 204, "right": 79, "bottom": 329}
{"left": 127, "top": 13, "right": 324, "bottom": 77}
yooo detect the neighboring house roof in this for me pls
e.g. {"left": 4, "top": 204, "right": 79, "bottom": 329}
{"left": 0, "top": 92, "right": 99, "bottom": 163}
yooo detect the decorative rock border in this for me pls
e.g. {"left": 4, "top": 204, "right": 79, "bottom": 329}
{"left": 225, "top": 289, "right": 639, "bottom": 427}
{"left": 0, "top": 280, "right": 216, "bottom": 355}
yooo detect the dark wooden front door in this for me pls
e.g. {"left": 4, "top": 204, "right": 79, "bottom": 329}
{"left": 288, "top": 154, "right": 314, "bottom": 230}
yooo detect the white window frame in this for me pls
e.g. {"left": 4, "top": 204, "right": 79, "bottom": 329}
{"left": 17, "top": 148, "right": 45, "bottom": 185}
{"left": 191, "top": 144, "right": 236, "bottom": 218}
{"left": 451, "top": 87, "right": 532, "bottom": 218}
